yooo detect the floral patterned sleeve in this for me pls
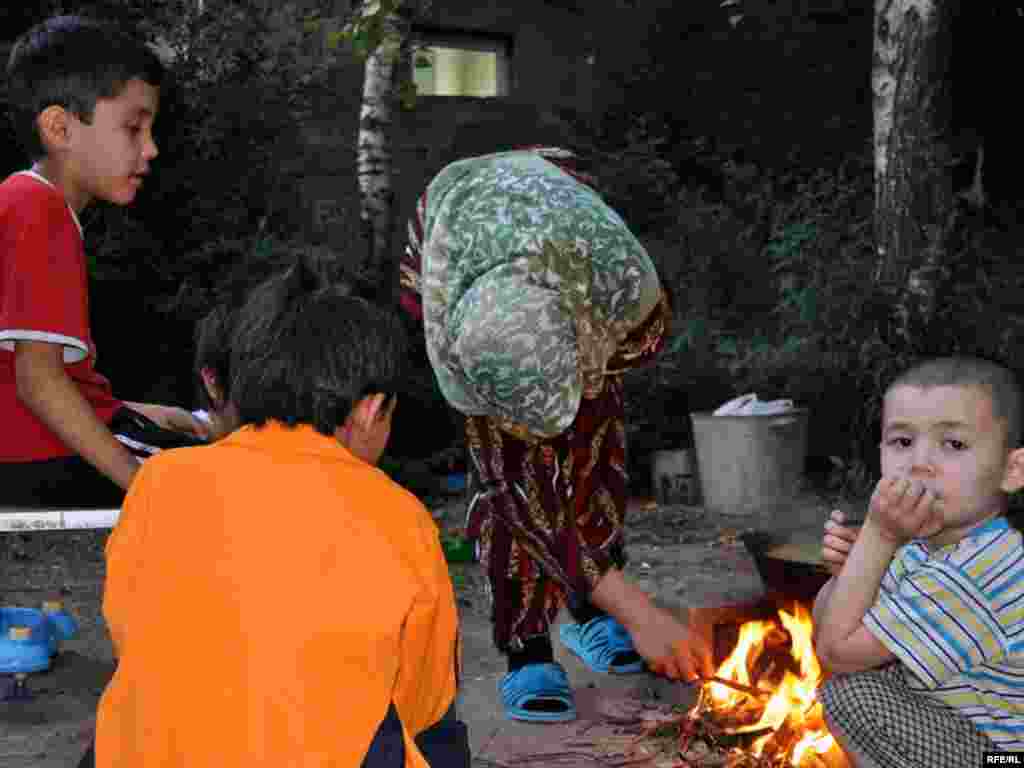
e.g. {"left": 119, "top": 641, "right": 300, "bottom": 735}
{"left": 606, "top": 289, "right": 673, "bottom": 374}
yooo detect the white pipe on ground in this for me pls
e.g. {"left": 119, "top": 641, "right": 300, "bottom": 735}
{"left": 0, "top": 508, "right": 120, "bottom": 533}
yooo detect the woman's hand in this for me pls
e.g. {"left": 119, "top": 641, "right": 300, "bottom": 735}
{"left": 630, "top": 602, "right": 714, "bottom": 683}
{"left": 591, "top": 568, "right": 712, "bottom": 683}
{"left": 822, "top": 509, "right": 861, "bottom": 576}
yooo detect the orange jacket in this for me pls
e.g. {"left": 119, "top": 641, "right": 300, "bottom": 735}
{"left": 95, "top": 422, "right": 459, "bottom": 767}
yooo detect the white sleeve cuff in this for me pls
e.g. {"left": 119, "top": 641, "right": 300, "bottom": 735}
{"left": 0, "top": 330, "right": 89, "bottom": 364}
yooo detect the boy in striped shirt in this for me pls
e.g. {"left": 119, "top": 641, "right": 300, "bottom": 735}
{"left": 813, "top": 356, "right": 1024, "bottom": 766}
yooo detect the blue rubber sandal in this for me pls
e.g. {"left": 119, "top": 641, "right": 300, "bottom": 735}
{"left": 559, "top": 615, "right": 645, "bottom": 674}
{"left": 499, "top": 662, "right": 577, "bottom": 723}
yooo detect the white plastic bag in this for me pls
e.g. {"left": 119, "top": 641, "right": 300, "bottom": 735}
{"left": 713, "top": 393, "right": 794, "bottom": 416}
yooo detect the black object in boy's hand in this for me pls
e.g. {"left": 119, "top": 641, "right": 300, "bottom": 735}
{"left": 114, "top": 408, "right": 207, "bottom": 455}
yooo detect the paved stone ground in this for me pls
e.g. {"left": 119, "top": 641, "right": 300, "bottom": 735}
{"left": 0, "top": 489, "right": 853, "bottom": 767}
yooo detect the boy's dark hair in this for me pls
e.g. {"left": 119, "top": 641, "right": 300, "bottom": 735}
{"left": 193, "top": 252, "right": 300, "bottom": 412}
{"left": 6, "top": 15, "right": 165, "bottom": 160}
{"left": 229, "top": 258, "right": 409, "bottom": 437}
{"left": 887, "top": 356, "right": 1023, "bottom": 449}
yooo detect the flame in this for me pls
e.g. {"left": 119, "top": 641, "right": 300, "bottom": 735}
{"left": 708, "top": 619, "right": 772, "bottom": 707}
{"left": 697, "top": 602, "right": 842, "bottom": 766}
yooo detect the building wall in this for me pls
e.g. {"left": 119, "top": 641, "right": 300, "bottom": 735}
{"left": 414, "top": 1, "right": 597, "bottom": 113}
{"left": 293, "top": 0, "right": 601, "bottom": 270}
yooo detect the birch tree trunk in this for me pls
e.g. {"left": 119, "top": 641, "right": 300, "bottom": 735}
{"left": 872, "top": 0, "right": 958, "bottom": 348}
{"left": 356, "top": 4, "right": 408, "bottom": 300}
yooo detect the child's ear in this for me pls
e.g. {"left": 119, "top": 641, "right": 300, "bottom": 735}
{"left": 348, "top": 393, "right": 383, "bottom": 430}
{"left": 365, "top": 393, "right": 397, "bottom": 424}
{"left": 343, "top": 394, "right": 396, "bottom": 439}
{"left": 1001, "top": 447, "right": 1024, "bottom": 494}
{"left": 36, "top": 105, "right": 73, "bottom": 151}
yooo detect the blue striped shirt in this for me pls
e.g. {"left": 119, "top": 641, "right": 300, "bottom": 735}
{"left": 864, "top": 516, "right": 1024, "bottom": 750}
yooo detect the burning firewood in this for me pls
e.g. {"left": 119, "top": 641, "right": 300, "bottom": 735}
{"left": 487, "top": 603, "right": 848, "bottom": 768}
{"left": 697, "top": 675, "right": 771, "bottom": 699}
{"left": 620, "top": 602, "right": 847, "bottom": 768}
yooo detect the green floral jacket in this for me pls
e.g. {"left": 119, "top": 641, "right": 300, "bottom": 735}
{"left": 419, "top": 150, "right": 664, "bottom": 438}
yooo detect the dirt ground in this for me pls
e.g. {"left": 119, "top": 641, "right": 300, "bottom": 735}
{"left": 0, "top": 487, "right": 857, "bottom": 767}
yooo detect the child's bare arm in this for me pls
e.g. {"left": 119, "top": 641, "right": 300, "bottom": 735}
{"left": 813, "top": 510, "right": 861, "bottom": 640}
{"left": 815, "top": 476, "right": 937, "bottom": 674}
{"left": 816, "top": 520, "right": 897, "bottom": 673}
{"left": 812, "top": 575, "right": 836, "bottom": 635}
{"left": 15, "top": 340, "right": 140, "bottom": 490}
{"left": 122, "top": 401, "right": 209, "bottom": 439}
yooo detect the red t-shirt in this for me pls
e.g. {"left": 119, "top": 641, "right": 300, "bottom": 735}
{"left": 0, "top": 172, "right": 122, "bottom": 462}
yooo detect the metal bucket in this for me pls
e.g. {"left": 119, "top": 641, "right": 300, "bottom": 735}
{"left": 690, "top": 409, "right": 809, "bottom": 516}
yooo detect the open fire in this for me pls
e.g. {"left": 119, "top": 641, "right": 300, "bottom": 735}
{"left": 682, "top": 602, "right": 848, "bottom": 767}
{"left": 500, "top": 601, "right": 852, "bottom": 767}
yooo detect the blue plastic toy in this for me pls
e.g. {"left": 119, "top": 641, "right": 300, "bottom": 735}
{"left": 0, "top": 602, "right": 78, "bottom": 700}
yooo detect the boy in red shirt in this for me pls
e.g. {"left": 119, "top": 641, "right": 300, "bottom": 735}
{"left": 0, "top": 16, "right": 207, "bottom": 506}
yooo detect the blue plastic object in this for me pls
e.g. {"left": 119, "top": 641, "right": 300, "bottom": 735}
{"left": 442, "top": 472, "right": 466, "bottom": 493}
{"left": 0, "top": 604, "right": 78, "bottom": 676}
{"left": 0, "top": 609, "right": 51, "bottom": 675}
{"left": 560, "top": 615, "right": 645, "bottom": 674}
{"left": 499, "top": 662, "right": 577, "bottom": 723}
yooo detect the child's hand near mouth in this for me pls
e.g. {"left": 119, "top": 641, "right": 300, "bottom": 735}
{"left": 869, "top": 475, "right": 945, "bottom": 545}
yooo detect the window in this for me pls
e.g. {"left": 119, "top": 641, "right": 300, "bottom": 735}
{"left": 412, "top": 31, "right": 510, "bottom": 98}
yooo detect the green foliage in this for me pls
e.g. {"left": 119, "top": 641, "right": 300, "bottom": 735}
{"left": 338, "top": 0, "right": 406, "bottom": 59}
{"left": 67, "top": 1, "right": 359, "bottom": 319}
{"left": 592, "top": 114, "right": 679, "bottom": 234}
{"left": 644, "top": 155, "right": 892, "bottom": 482}
{"left": 556, "top": 107, "right": 679, "bottom": 238}
{"left": 628, "top": 139, "right": 1024, "bottom": 497}
{"left": 623, "top": 155, "right": 839, "bottom": 454}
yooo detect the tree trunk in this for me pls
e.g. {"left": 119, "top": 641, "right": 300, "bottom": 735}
{"left": 356, "top": 5, "right": 408, "bottom": 301}
{"left": 872, "top": 0, "right": 958, "bottom": 348}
